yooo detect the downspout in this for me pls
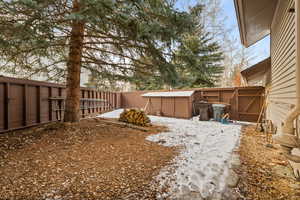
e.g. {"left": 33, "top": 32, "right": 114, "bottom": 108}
{"left": 273, "top": 0, "right": 300, "bottom": 163}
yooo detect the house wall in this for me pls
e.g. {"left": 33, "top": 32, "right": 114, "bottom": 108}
{"left": 267, "top": 0, "right": 296, "bottom": 128}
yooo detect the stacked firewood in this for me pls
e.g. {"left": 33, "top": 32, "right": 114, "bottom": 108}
{"left": 119, "top": 109, "right": 151, "bottom": 126}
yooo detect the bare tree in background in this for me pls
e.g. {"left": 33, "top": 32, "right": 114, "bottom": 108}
{"left": 197, "top": 0, "right": 255, "bottom": 87}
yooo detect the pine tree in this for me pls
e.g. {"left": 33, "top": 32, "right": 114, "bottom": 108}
{"left": 0, "top": 0, "right": 194, "bottom": 122}
{"left": 132, "top": 4, "right": 223, "bottom": 89}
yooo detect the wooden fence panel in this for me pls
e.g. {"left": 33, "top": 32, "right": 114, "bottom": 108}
{"left": 0, "top": 76, "right": 120, "bottom": 133}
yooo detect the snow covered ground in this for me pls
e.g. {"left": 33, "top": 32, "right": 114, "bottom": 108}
{"left": 99, "top": 109, "right": 243, "bottom": 199}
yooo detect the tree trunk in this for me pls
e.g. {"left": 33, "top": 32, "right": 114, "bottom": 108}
{"left": 64, "top": 0, "right": 85, "bottom": 122}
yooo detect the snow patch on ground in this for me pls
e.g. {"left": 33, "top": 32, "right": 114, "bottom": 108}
{"left": 98, "top": 109, "right": 242, "bottom": 199}
{"left": 142, "top": 90, "right": 194, "bottom": 97}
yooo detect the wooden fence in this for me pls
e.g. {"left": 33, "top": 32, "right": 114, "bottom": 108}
{"left": 0, "top": 76, "right": 121, "bottom": 133}
{"left": 0, "top": 76, "right": 264, "bottom": 133}
{"left": 193, "top": 87, "right": 265, "bottom": 122}
{"left": 121, "top": 86, "right": 265, "bottom": 122}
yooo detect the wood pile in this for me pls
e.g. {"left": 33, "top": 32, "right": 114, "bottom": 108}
{"left": 119, "top": 109, "right": 151, "bottom": 126}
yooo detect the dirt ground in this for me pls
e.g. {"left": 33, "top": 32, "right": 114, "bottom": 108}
{"left": 0, "top": 118, "right": 176, "bottom": 200}
{"left": 236, "top": 125, "right": 300, "bottom": 200}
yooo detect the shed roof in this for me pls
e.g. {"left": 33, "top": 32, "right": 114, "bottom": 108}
{"left": 241, "top": 57, "right": 271, "bottom": 78}
{"left": 234, "top": 0, "right": 278, "bottom": 47}
{"left": 142, "top": 91, "right": 194, "bottom": 97}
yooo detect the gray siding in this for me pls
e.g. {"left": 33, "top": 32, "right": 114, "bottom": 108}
{"left": 268, "top": 0, "right": 296, "bottom": 127}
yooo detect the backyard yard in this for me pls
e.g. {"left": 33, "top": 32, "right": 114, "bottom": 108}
{"left": 2, "top": 0, "right": 300, "bottom": 199}
{"left": 1, "top": 109, "right": 299, "bottom": 199}
{"left": 0, "top": 109, "right": 242, "bottom": 200}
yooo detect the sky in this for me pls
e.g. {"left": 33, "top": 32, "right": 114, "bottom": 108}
{"left": 175, "top": 0, "right": 270, "bottom": 68}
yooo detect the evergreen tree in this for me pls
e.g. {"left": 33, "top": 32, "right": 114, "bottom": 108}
{"left": 132, "top": 4, "right": 223, "bottom": 89}
{"left": 0, "top": 0, "right": 195, "bottom": 122}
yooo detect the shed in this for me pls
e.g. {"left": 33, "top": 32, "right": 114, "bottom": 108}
{"left": 142, "top": 91, "right": 195, "bottom": 119}
{"left": 241, "top": 57, "right": 271, "bottom": 87}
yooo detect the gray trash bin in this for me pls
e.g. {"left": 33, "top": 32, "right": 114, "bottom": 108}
{"left": 212, "top": 104, "right": 226, "bottom": 121}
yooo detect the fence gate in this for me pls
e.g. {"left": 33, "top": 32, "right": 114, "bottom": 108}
{"left": 194, "top": 87, "right": 264, "bottom": 122}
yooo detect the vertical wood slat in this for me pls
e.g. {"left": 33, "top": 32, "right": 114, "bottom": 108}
{"left": 95, "top": 91, "right": 98, "bottom": 113}
{"left": 49, "top": 87, "right": 53, "bottom": 121}
{"left": 93, "top": 91, "right": 95, "bottom": 113}
{"left": 103, "top": 91, "right": 105, "bottom": 112}
{"left": 107, "top": 92, "right": 109, "bottom": 110}
{"left": 103, "top": 91, "right": 105, "bottom": 111}
{"left": 113, "top": 92, "right": 115, "bottom": 109}
{"left": 109, "top": 92, "right": 111, "bottom": 110}
{"left": 87, "top": 90, "right": 91, "bottom": 114}
{"left": 105, "top": 91, "right": 107, "bottom": 111}
{"left": 23, "top": 84, "right": 28, "bottom": 126}
{"left": 113, "top": 93, "right": 116, "bottom": 109}
{"left": 58, "top": 87, "right": 62, "bottom": 121}
{"left": 173, "top": 97, "right": 176, "bottom": 117}
{"left": 37, "top": 86, "right": 41, "bottom": 123}
{"left": 91, "top": 91, "right": 94, "bottom": 114}
{"left": 105, "top": 91, "right": 108, "bottom": 111}
{"left": 100, "top": 91, "right": 102, "bottom": 112}
{"left": 99, "top": 91, "right": 102, "bottom": 113}
{"left": 98, "top": 91, "right": 101, "bottom": 112}
{"left": 4, "top": 83, "right": 10, "bottom": 130}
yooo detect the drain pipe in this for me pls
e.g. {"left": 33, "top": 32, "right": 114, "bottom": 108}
{"left": 273, "top": 0, "right": 300, "bottom": 163}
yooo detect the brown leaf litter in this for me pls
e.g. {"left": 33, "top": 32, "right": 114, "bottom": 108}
{"left": 0, "top": 118, "right": 176, "bottom": 200}
{"left": 236, "top": 125, "right": 300, "bottom": 200}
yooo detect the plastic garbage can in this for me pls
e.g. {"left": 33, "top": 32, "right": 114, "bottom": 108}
{"left": 198, "top": 103, "right": 210, "bottom": 121}
{"left": 212, "top": 104, "right": 226, "bottom": 122}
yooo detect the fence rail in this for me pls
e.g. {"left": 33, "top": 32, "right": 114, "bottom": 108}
{"left": 0, "top": 76, "right": 121, "bottom": 133}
